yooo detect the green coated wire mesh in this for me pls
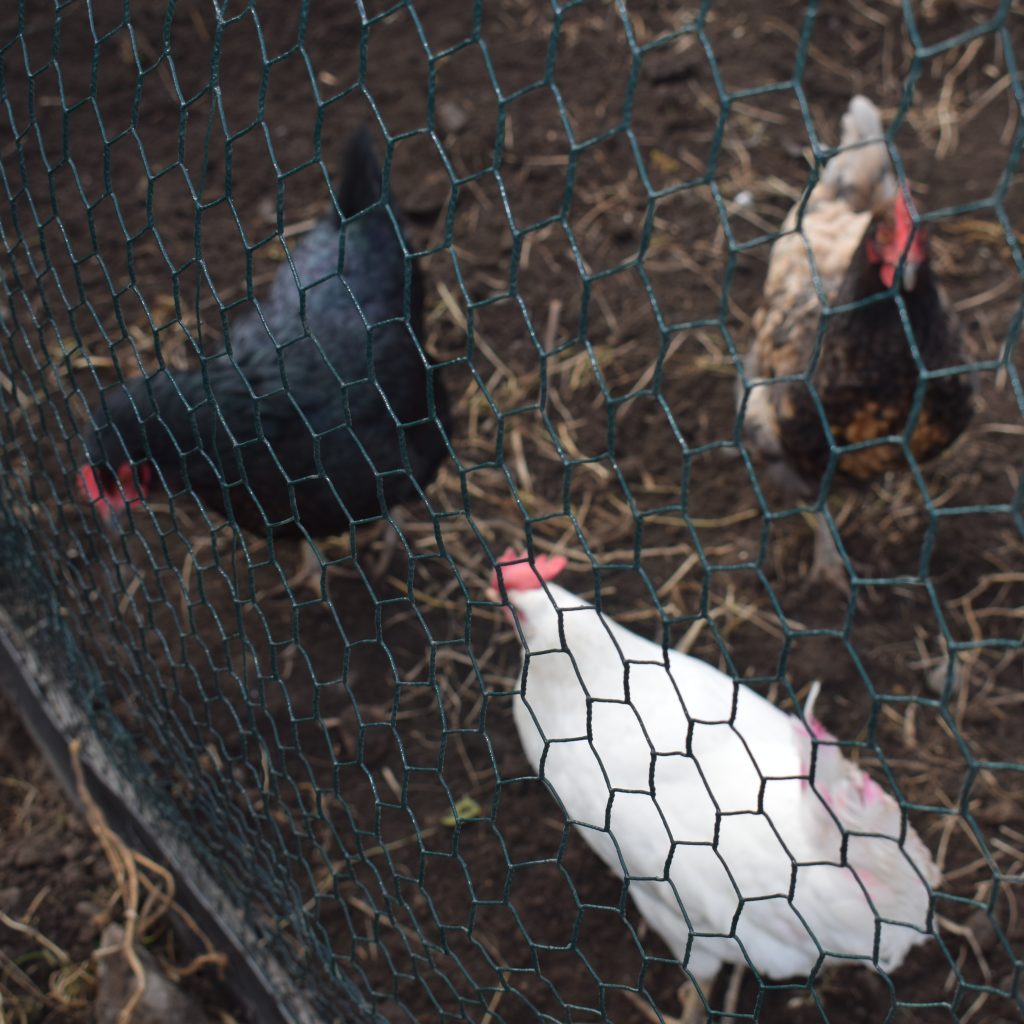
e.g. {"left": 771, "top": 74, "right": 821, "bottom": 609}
{"left": 0, "top": 0, "right": 1022, "bottom": 1021}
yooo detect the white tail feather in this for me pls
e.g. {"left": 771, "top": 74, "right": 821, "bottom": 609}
{"left": 821, "top": 94, "right": 896, "bottom": 211}
{"left": 796, "top": 692, "right": 941, "bottom": 961}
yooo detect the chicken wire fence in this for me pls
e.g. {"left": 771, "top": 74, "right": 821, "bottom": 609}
{"left": 0, "top": 1, "right": 1022, "bottom": 1022}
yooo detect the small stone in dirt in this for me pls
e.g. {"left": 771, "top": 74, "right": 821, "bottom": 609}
{"left": 75, "top": 900, "right": 102, "bottom": 944}
{"left": 13, "top": 835, "right": 63, "bottom": 868}
{"left": 61, "top": 838, "right": 87, "bottom": 861}
{"left": 926, "top": 657, "right": 964, "bottom": 697}
{"left": 439, "top": 100, "right": 469, "bottom": 134}
{"left": 966, "top": 908, "right": 1000, "bottom": 952}
{"left": 74, "top": 899, "right": 100, "bottom": 920}
{"left": 94, "top": 924, "right": 213, "bottom": 1024}
{"left": 0, "top": 886, "right": 21, "bottom": 912}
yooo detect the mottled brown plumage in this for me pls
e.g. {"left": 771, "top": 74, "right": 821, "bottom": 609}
{"left": 740, "top": 96, "right": 973, "bottom": 584}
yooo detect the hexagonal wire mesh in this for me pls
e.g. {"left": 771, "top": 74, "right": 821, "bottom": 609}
{"left": 0, "top": 0, "right": 1022, "bottom": 1021}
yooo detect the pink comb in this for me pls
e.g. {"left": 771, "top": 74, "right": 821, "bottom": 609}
{"left": 490, "top": 547, "right": 568, "bottom": 593}
{"left": 894, "top": 188, "right": 916, "bottom": 226}
{"left": 77, "top": 466, "right": 103, "bottom": 505}
{"left": 894, "top": 189, "right": 928, "bottom": 252}
{"left": 76, "top": 462, "right": 154, "bottom": 519}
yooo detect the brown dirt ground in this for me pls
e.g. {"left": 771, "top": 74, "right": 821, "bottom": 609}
{"left": 0, "top": 689, "right": 112, "bottom": 1023}
{"left": 0, "top": 0, "right": 1022, "bottom": 1022}
{"left": 0, "top": 688, "right": 242, "bottom": 1023}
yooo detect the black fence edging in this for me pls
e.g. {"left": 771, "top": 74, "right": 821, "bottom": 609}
{"left": 0, "top": 620, "right": 328, "bottom": 1024}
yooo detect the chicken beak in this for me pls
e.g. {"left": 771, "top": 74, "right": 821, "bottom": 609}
{"left": 901, "top": 259, "right": 921, "bottom": 293}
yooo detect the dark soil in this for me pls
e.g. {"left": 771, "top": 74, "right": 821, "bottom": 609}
{"left": 0, "top": 1, "right": 1021, "bottom": 1023}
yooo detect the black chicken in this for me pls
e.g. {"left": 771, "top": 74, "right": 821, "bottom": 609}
{"left": 78, "top": 127, "right": 449, "bottom": 564}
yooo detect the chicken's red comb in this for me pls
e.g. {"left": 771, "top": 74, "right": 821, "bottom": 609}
{"left": 76, "top": 461, "right": 153, "bottom": 521}
{"left": 489, "top": 547, "right": 567, "bottom": 592}
{"left": 77, "top": 465, "right": 103, "bottom": 505}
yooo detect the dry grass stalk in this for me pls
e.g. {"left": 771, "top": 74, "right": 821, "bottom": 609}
{"left": 68, "top": 739, "right": 227, "bottom": 1022}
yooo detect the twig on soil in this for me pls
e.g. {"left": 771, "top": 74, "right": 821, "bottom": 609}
{"left": 69, "top": 738, "right": 227, "bottom": 1022}
{"left": 0, "top": 910, "right": 70, "bottom": 966}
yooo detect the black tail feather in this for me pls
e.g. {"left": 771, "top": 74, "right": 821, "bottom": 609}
{"left": 338, "top": 125, "right": 383, "bottom": 218}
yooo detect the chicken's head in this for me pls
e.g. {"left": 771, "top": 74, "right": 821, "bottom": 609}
{"left": 866, "top": 190, "right": 927, "bottom": 292}
{"left": 78, "top": 386, "right": 160, "bottom": 523}
{"left": 488, "top": 547, "right": 568, "bottom": 639}
{"left": 77, "top": 460, "right": 154, "bottom": 522}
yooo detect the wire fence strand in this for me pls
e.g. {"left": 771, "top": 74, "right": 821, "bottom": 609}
{"left": 0, "top": 1, "right": 1022, "bottom": 1022}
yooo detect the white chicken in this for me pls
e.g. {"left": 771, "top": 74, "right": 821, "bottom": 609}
{"left": 489, "top": 548, "right": 939, "bottom": 1021}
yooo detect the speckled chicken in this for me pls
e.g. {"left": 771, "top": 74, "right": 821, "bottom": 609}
{"left": 490, "top": 549, "right": 939, "bottom": 1022}
{"left": 740, "top": 95, "right": 972, "bottom": 586}
{"left": 79, "top": 127, "right": 449, "bottom": 550}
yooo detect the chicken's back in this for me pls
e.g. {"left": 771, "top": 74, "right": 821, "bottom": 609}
{"left": 182, "top": 129, "right": 447, "bottom": 536}
{"left": 82, "top": 129, "right": 449, "bottom": 538}
{"left": 741, "top": 196, "right": 870, "bottom": 470}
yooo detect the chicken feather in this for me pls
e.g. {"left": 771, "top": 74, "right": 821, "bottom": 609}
{"left": 492, "top": 551, "right": 939, "bottom": 990}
